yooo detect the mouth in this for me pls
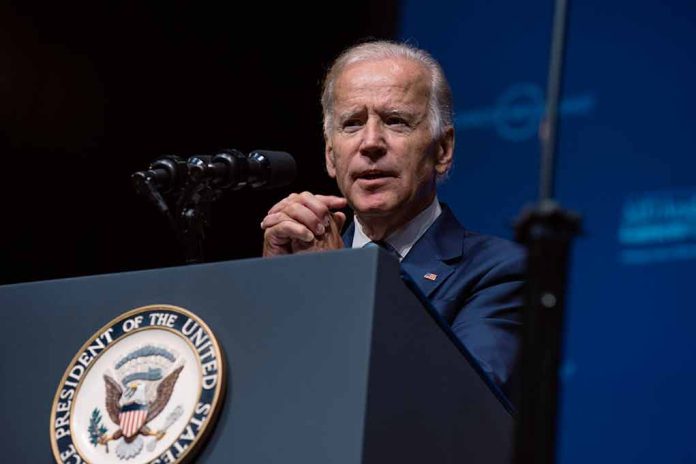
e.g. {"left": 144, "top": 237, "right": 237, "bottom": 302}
{"left": 354, "top": 170, "right": 396, "bottom": 182}
{"left": 353, "top": 170, "right": 395, "bottom": 189}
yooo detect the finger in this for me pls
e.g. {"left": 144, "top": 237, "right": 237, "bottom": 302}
{"left": 286, "top": 193, "right": 347, "bottom": 231}
{"left": 268, "top": 192, "right": 346, "bottom": 216}
{"left": 314, "top": 194, "right": 348, "bottom": 209}
{"left": 260, "top": 211, "right": 290, "bottom": 229}
{"left": 267, "top": 194, "right": 294, "bottom": 215}
{"left": 264, "top": 220, "right": 315, "bottom": 245}
{"left": 332, "top": 211, "right": 347, "bottom": 232}
{"left": 267, "top": 192, "right": 314, "bottom": 215}
{"left": 289, "top": 192, "right": 340, "bottom": 221}
{"left": 262, "top": 203, "right": 326, "bottom": 236}
{"left": 265, "top": 193, "right": 330, "bottom": 233}
{"left": 261, "top": 211, "right": 323, "bottom": 235}
{"left": 290, "top": 238, "right": 318, "bottom": 254}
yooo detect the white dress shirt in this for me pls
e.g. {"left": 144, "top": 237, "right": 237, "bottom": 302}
{"left": 351, "top": 197, "right": 442, "bottom": 261}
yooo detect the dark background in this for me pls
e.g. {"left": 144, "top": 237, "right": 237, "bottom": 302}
{"left": 0, "top": 1, "right": 399, "bottom": 284}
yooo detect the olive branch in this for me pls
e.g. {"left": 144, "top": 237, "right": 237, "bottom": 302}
{"left": 88, "top": 407, "right": 109, "bottom": 453}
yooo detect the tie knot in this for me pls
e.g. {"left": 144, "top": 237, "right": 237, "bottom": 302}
{"left": 363, "top": 240, "right": 401, "bottom": 259}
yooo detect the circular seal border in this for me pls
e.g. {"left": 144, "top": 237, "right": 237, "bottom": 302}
{"left": 49, "top": 304, "right": 226, "bottom": 464}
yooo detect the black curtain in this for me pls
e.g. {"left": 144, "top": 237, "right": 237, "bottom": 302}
{"left": 0, "top": 1, "right": 399, "bottom": 284}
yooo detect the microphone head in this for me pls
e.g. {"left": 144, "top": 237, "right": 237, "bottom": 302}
{"left": 145, "top": 155, "right": 188, "bottom": 192}
{"left": 248, "top": 150, "right": 297, "bottom": 189}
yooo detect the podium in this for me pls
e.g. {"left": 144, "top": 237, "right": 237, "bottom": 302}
{"left": 0, "top": 247, "right": 513, "bottom": 463}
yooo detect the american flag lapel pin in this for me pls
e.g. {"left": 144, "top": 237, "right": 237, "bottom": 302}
{"left": 424, "top": 273, "right": 438, "bottom": 281}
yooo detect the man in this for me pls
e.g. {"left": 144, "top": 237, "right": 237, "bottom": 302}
{"left": 260, "top": 40, "right": 525, "bottom": 404}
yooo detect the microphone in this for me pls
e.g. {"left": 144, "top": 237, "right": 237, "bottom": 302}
{"left": 132, "top": 148, "right": 296, "bottom": 263}
{"left": 187, "top": 149, "right": 296, "bottom": 190}
{"left": 131, "top": 155, "right": 189, "bottom": 217}
{"left": 131, "top": 155, "right": 188, "bottom": 194}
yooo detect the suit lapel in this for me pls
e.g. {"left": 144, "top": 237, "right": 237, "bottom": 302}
{"left": 400, "top": 205, "right": 465, "bottom": 298}
{"left": 341, "top": 205, "right": 465, "bottom": 298}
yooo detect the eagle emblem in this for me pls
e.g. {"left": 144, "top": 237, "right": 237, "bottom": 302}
{"left": 96, "top": 345, "right": 184, "bottom": 460}
{"left": 51, "top": 305, "right": 225, "bottom": 464}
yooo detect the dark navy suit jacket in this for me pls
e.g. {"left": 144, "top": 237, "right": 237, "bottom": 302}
{"left": 343, "top": 204, "right": 526, "bottom": 406}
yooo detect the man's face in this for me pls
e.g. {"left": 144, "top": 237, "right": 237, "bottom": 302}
{"left": 325, "top": 58, "right": 453, "bottom": 225}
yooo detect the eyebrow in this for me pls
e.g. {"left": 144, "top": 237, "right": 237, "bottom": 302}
{"left": 336, "top": 107, "right": 418, "bottom": 122}
{"left": 382, "top": 109, "right": 417, "bottom": 119}
{"left": 336, "top": 108, "right": 367, "bottom": 122}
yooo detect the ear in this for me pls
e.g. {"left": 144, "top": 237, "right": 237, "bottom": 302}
{"left": 325, "top": 139, "right": 337, "bottom": 178}
{"left": 434, "top": 126, "right": 455, "bottom": 176}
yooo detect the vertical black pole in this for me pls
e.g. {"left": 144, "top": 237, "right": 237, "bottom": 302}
{"left": 539, "top": 0, "right": 569, "bottom": 201}
{"left": 514, "top": 203, "right": 580, "bottom": 464}
{"left": 514, "top": 0, "right": 581, "bottom": 463}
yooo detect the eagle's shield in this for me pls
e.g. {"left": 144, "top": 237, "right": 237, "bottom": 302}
{"left": 119, "top": 403, "right": 149, "bottom": 438}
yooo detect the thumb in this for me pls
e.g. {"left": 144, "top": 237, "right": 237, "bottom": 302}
{"left": 332, "top": 211, "right": 347, "bottom": 232}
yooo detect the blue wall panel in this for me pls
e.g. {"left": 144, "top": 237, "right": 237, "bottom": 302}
{"left": 400, "top": 1, "right": 696, "bottom": 462}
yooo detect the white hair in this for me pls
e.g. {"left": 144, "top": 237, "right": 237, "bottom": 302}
{"left": 321, "top": 40, "right": 454, "bottom": 139}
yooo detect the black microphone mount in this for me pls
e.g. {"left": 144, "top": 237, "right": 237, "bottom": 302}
{"left": 186, "top": 149, "right": 296, "bottom": 191}
{"left": 132, "top": 155, "right": 188, "bottom": 193}
{"left": 132, "top": 149, "right": 296, "bottom": 264}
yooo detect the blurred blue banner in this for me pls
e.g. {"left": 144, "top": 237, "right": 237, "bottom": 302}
{"left": 400, "top": 0, "right": 696, "bottom": 462}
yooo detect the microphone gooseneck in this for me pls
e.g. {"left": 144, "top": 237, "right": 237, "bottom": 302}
{"left": 131, "top": 148, "right": 297, "bottom": 264}
{"left": 184, "top": 149, "right": 296, "bottom": 191}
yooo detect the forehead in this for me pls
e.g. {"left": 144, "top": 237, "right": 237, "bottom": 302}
{"left": 332, "top": 57, "right": 431, "bottom": 110}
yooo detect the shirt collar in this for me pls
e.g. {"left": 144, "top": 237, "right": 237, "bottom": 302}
{"left": 351, "top": 197, "right": 442, "bottom": 260}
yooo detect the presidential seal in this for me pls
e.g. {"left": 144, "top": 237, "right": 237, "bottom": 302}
{"left": 49, "top": 304, "right": 225, "bottom": 464}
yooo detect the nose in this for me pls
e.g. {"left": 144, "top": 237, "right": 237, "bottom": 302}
{"left": 359, "top": 118, "right": 387, "bottom": 160}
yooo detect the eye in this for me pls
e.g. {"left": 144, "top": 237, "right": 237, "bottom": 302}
{"left": 341, "top": 119, "right": 363, "bottom": 132}
{"left": 385, "top": 115, "right": 409, "bottom": 127}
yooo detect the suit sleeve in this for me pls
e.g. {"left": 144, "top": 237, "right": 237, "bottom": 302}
{"left": 449, "top": 246, "right": 526, "bottom": 405}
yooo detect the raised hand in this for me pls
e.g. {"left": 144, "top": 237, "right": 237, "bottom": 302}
{"left": 261, "top": 192, "right": 347, "bottom": 256}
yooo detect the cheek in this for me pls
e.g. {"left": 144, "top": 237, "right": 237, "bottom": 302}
{"left": 416, "top": 143, "right": 438, "bottom": 173}
{"left": 332, "top": 158, "right": 352, "bottom": 191}
{"left": 403, "top": 151, "right": 432, "bottom": 179}
{"left": 337, "top": 159, "right": 351, "bottom": 181}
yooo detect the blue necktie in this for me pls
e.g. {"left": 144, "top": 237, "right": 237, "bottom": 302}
{"left": 363, "top": 240, "right": 401, "bottom": 260}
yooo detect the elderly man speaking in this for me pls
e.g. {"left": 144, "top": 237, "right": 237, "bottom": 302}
{"left": 260, "top": 40, "right": 526, "bottom": 405}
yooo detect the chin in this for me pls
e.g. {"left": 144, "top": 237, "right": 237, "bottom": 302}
{"left": 348, "top": 188, "right": 405, "bottom": 215}
{"left": 351, "top": 199, "right": 397, "bottom": 218}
